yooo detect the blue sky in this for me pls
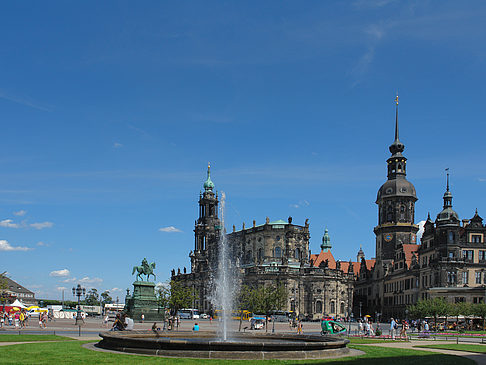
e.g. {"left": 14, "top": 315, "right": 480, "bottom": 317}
{"left": 1, "top": 1, "right": 485, "bottom": 300}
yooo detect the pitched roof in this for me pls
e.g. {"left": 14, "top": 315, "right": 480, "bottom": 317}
{"left": 310, "top": 250, "right": 336, "bottom": 269}
{"left": 402, "top": 244, "right": 419, "bottom": 268}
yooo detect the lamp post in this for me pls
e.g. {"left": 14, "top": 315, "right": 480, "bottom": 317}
{"left": 72, "top": 284, "right": 86, "bottom": 337}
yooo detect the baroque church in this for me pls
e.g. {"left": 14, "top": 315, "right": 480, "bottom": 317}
{"left": 172, "top": 164, "right": 357, "bottom": 320}
{"left": 172, "top": 98, "right": 486, "bottom": 320}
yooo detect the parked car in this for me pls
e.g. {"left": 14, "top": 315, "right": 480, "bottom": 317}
{"left": 250, "top": 317, "right": 265, "bottom": 330}
{"left": 200, "top": 313, "right": 209, "bottom": 319}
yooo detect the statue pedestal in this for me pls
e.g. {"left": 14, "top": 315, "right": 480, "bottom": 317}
{"left": 125, "top": 281, "right": 164, "bottom": 321}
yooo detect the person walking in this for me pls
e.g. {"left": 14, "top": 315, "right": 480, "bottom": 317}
{"left": 192, "top": 322, "right": 199, "bottom": 332}
{"left": 297, "top": 320, "right": 303, "bottom": 334}
{"left": 390, "top": 318, "right": 396, "bottom": 340}
{"left": 141, "top": 313, "right": 145, "bottom": 323}
{"left": 400, "top": 320, "right": 408, "bottom": 340}
{"left": 358, "top": 319, "right": 363, "bottom": 335}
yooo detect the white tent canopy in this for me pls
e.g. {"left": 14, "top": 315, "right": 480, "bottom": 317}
{"left": 10, "top": 299, "right": 27, "bottom": 308}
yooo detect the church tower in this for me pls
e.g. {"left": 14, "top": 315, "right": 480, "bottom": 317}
{"left": 191, "top": 163, "right": 221, "bottom": 273}
{"left": 374, "top": 96, "right": 419, "bottom": 263}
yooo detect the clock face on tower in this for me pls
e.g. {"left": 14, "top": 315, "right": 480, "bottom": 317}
{"left": 384, "top": 234, "right": 393, "bottom": 242}
{"left": 411, "top": 234, "right": 416, "bottom": 243}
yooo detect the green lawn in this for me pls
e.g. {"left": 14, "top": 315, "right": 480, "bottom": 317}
{"left": 0, "top": 334, "right": 74, "bottom": 342}
{"left": 416, "top": 343, "right": 486, "bottom": 354}
{"left": 0, "top": 341, "right": 474, "bottom": 364}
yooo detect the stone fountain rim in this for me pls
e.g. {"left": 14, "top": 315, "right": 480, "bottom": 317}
{"left": 97, "top": 330, "right": 350, "bottom": 359}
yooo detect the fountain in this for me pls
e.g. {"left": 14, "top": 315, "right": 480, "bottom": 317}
{"left": 211, "top": 191, "right": 235, "bottom": 341}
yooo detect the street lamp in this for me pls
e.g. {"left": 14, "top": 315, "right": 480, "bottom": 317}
{"left": 72, "top": 284, "right": 86, "bottom": 336}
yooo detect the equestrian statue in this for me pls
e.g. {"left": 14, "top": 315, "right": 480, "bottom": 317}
{"left": 132, "top": 258, "right": 156, "bottom": 281}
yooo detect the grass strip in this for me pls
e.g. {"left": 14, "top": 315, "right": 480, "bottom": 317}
{"left": 0, "top": 340, "right": 475, "bottom": 364}
{"left": 0, "top": 334, "right": 74, "bottom": 342}
{"left": 415, "top": 343, "right": 486, "bottom": 354}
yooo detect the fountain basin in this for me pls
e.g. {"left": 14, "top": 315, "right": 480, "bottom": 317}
{"left": 97, "top": 330, "right": 350, "bottom": 359}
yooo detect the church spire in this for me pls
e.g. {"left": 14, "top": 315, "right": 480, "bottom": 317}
{"left": 203, "top": 162, "right": 215, "bottom": 192}
{"left": 386, "top": 94, "right": 407, "bottom": 180}
{"left": 395, "top": 94, "right": 399, "bottom": 141}
{"left": 321, "top": 228, "right": 332, "bottom": 252}
{"left": 389, "top": 94, "right": 405, "bottom": 156}
{"left": 443, "top": 168, "right": 452, "bottom": 208}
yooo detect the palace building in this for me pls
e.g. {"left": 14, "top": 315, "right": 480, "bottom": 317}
{"left": 354, "top": 98, "right": 486, "bottom": 320}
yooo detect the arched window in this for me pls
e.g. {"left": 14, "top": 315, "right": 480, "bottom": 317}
{"left": 448, "top": 231, "right": 455, "bottom": 243}
{"left": 275, "top": 246, "right": 282, "bottom": 258}
{"left": 316, "top": 301, "right": 322, "bottom": 313}
{"left": 387, "top": 206, "right": 393, "bottom": 222}
{"left": 257, "top": 248, "right": 263, "bottom": 261}
{"left": 330, "top": 301, "right": 335, "bottom": 314}
{"left": 294, "top": 248, "right": 301, "bottom": 260}
{"left": 400, "top": 205, "right": 406, "bottom": 221}
{"left": 340, "top": 302, "right": 345, "bottom": 314}
{"left": 246, "top": 250, "right": 252, "bottom": 263}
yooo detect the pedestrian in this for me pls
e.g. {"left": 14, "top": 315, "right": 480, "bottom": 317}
{"left": 103, "top": 314, "right": 109, "bottom": 327}
{"left": 390, "top": 318, "right": 396, "bottom": 340}
{"left": 0, "top": 312, "right": 3, "bottom": 328}
{"left": 14, "top": 311, "right": 20, "bottom": 328}
{"left": 358, "top": 319, "right": 363, "bottom": 335}
{"left": 297, "top": 320, "right": 303, "bottom": 334}
{"left": 193, "top": 322, "right": 199, "bottom": 332}
{"left": 141, "top": 313, "right": 145, "bottom": 323}
{"left": 400, "top": 320, "right": 408, "bottom": 340}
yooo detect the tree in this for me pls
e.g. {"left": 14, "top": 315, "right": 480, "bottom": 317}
{"left": 0, "top": 272, "right": 8, "bottom": 310}
{"left": 168, "top": 280, "right": 196, "bottom": 316}
{"left": 100, "top": 291, "right": 112, "bottom": 306}
{"left": 472, "top": 303, "right": 486, "bottom": 330}
{"left": 237, "top": 284, "right": 287, "bottom": 332}
{"left": 156, "top": 282, "right": 171, "bottom": 310}
{"left": 85, "top": 288, "right": 100, "bottom": 306}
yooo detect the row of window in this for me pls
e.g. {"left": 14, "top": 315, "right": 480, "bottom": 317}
{"left": 245, "top": 247, "right": 302, "bottom": 262}
{"left": 384, "top": 277, "right": 415, "bottom": 293}
{"left": 384, "top": 294, "right": 415, "bottom": 306}
{"left": 315, "top": 300, "right": 346, "bottom": 314}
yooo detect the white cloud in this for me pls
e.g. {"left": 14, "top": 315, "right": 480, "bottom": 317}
{"left": 290, "top": 200, "right": 310, "bottom": 209}
{"left": 478, "top": 178, "right": 486, "bottom": 182}
{"left": 13, "top": 210, "right": 27, "bottom": 217}
{"left": 111, "top": 287, "right": 122, "bottom": 292}
{"left": 113, "top": 142, "right": 123, "bottom": 148}
{"left": 417, "top": 220, "right": 426, "bottom": 241}
{"left": 79, "top": 276, "right": 103, "bottom": 284}
{"left": 159, "top": 226, "right": 182, "bottom": 233}
{"left": 0, "top": 239, "right": 31, "bottom": 251}
{"left": 0, "top": 219, "right": 21, "bottom": 228}
{"left": 30, "top": 221, "right": 54, "bottom": 230}
{"left": 50, "top": 269, "right": 70, "bottom": 277}
{"left": 37, "top": 241, "right": 49, "bottom": 247}
{"left": 56, "top": 286, "right": 67, "bottom": 291}
{"left": 62, "top": 277, "right": 77, "bottom": 283}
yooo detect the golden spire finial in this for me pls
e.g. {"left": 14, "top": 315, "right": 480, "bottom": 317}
{"left": 207, "top": 162, "right": 211, "bottom": 175}
{"left": 395, "top": 94, "right": 399, "bottom": 105}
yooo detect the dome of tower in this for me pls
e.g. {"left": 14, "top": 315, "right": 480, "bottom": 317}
{"left": 203, "top": 163, "right": 215, "bottom": 191}
{"left": 436, "top": 207, "right": 459, "bottom": 223}
{"left": 376, "top": 178, "right": 417, "bottom": 203}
